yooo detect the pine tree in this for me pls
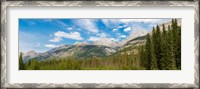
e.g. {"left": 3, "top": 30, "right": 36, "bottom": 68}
{"left": 152, "top": 27, "right": 156, "bottom": 53}
{"left": 177, "top": 25, "right": 181, "bottom": 69}
{"left": 145, "top": 34, "right": 157, "bottom": 70}
{"left": 19, "top": 52, "right": 25, "bottom": 70}
{"left": 167, "top": 25, "right": 177, "bottom": 69}
{"left": 159, "top": 24, "right": 167, "bottom": 69}
{"left": 171, "top": 19, "right": 181, "bottom": 69}
{"left": 139, "top": 45, "right": 146, "bottom": 67}
{"left": 160, "top": 24, "right": 176, "bottom": 69}
{"left": 28, "top": 60, "right": 31, "bottom": 66}
{"left": 154, "top": 25, "right": 163, "bottom": 69}
{"left": 29, "top": 59, "right": 40, "bottom": 70}
{"left": 149, "top": 41, "right": 157, "bottom": 70}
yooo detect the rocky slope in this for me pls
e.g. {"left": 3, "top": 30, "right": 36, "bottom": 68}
{"left": 23, "top": 45, "right": 117, "bottom": 61}
{"left": 93, "top": 38, "right": 119, "bottom": 48}
{"left": 22, "top": 50, "right": 40, "bottom": 62}
{"left": 120, "top": 29, "right": 148, "bottom": 46}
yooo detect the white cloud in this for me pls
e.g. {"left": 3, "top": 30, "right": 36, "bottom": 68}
{"left": 117, "top": 26, "right": 124, "bottom": 29}
{"left": 88, "top": 36, "right": 100, "bottom": 41}
{"left": 55, "top": 20, "right": 68, "bottom": 27}
{"left": 119, "top": 35, "right": 126, "bottom": 38}
{"left": 67, "top": 27, "right": 73, "bottom": 30}
{"left": 45, "top": 19, "right": 67, "bottom": 27}
{"left": 44, "top": 44, "right": 59, "bottom": 48}
{"left": 120, "top": 19, "right": 170, "bottom": 24}
{"left": 123, "top": 24, "right": 128, "bottom": 28}
{"left": 54, "top": 31, "right": 83, "bottom": 40}
{"left": 49, "top": 31, "right": 83, "bottom": 42}
{"left": 112, "top": 25, "right": 125, "bottom": 32}
{"left": 74, "top": 19, "right": 98, "bottom": 33}
{"left": 112, "top": 29, "right": 118, "bottom": 32}
{"left": 88, "top": 32, "right": 108, "bottom": 42}
{"left": 124, "top": 27, "right": 132, "bottom": 32}
{"left": 101, "top": 19, "right": 121, "bottom": 28}
{"left": 49, "top": 37, "right": 62, "bottom": 42}
{"left": 97, "top": 33, "right": 107, "bottom": 38}
{"left": 129, "top": 24, "right": 149, "bottom": 32}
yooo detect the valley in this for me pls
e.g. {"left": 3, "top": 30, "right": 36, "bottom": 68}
{"left": 19, "top": 19, "right": 181, "bottom": 70}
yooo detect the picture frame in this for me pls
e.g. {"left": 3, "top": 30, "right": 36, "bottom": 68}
{"left": 1, "top": 0, "right": 199, "bottom": 88}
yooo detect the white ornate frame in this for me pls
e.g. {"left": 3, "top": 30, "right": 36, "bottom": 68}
{"left": 1, "top": 1, "right": 199, "bottom": 89}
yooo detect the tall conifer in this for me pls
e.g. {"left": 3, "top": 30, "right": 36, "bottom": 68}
{"left": 145, "top": 34, "right": 157, "bottom": 70}
{"left": 167, "top": 25, "right": 177, "bottom": 69}
{"left": 19, "top": 52, "right": 25, "bottom": 70}
{"left": 155, "top": 25, "right": 163, "bottom": 69}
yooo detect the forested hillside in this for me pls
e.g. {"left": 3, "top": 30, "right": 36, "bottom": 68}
{"left": 140, "top": 19, "right": 181, "bottom": 70}
{"left": 19, "top": 19, "right": 181, "bottom": 70}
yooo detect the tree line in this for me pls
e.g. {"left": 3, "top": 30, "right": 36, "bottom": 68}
{"left": 19, "top": 50, "right": 144, "bottom": 70}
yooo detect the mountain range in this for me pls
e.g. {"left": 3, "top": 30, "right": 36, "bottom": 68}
{"left": 22, "top": 19, "right": 181, "bottom": 62}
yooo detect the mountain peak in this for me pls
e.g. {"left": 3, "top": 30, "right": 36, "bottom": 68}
{"left": 23, "top": 50, "right": 39, "bottom": 58}
{"left": 121, "top": 29, "right": 148, "bottom": 46}
{"left": 25, "top": 50, "right": 37, "bottom": 55}
{"left": 93, "top": 38, "right": 119, "bottom": 47}
{"left": 74, "top": 41, "right": 89, "bottom": 46}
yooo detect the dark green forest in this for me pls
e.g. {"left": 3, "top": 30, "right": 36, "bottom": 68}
{"left": 140, "top": 19, "right": 181, "bottom": 70}
{"left": 19, "top": 19, "right": 181, "bottom": 70}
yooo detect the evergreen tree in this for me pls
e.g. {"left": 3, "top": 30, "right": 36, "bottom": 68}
{"left": 171, "top": 19, "right": 181, "bottom": 69}
{"left": 155, "top": 25, "right": 163, "bottom": 69}
{"left": 145, "top": 34, "right": 157, "bottom": 70}
{"left": 177, "top": 25, "right": 181, "bottom": 69}
{"left": 29, "top": 59, "right": 40, "bottom": 70}
{"left": 152, "top": 27, "right": 157, "bottom": 52}
{"left": 160, "top": 24, "right": 176, "bottom": 69}
{"left": 28, "top": 60, "right": 31, "bottom": 66}
{"left": 19, "top": 52, "right": 25, "bottom": 70}
{"left": 159, "top": 24, "right": 168, "bottom": 69}
{"left": 139, "top": 45, "right": 146, "bottom": 67}
{"left": 167, "top": 25, "right": 177, "bottom": 69}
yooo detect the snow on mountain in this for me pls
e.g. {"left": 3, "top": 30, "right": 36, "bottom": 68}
{"left": 73, "top": 42, "right": 82, "bottom": 45}
{"left": 93, "top": 38, "right": 119, "bottom": 48}
{"left": 22, "top": 50, "right": 40, "bottom": 62}
{"left": 47, "top": 44, "right": 69, "bottom": 53}
{"left": 23, "top": 50, "right": 39, "bottom": 58}
{"left": 74, "top": 41, "right": 89, "bottom": 46}
{"left": 82, "top": 41, "right": 89, "bottom": 45}
{"left": 120, "top": 29, "right": 148, "bottom": 46}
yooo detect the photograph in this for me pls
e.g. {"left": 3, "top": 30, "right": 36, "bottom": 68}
{"left": 1, "top": 0, "right": 198, "bottom": 88}
{"left": 19, "top": 18, "right": 181, "bottom": 70}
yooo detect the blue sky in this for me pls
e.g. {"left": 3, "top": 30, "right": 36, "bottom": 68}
{"left": 19, "top": 18, "right": 171, "bottom": 53}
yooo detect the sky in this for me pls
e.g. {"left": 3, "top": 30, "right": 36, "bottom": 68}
{"left": 19, "top": 18, "right": 171, "bottom": 53}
